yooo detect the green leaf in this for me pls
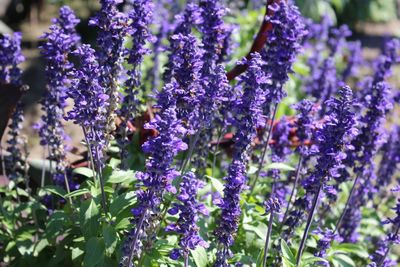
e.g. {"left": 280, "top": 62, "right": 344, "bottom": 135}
{"left": 64, "top": 188, "right": 90, "bottom": 198}
{"left": 40, "top": 185, "right": 66, "bottom": 199}
{"left": 106, "top": 169, "right": 136, "bottom": 184}
{"left": 71, "top": 247, "right": 85, "bottom": 261}
{"left": 301, "top": 255, "right": 328, "bottom": 266}
{"left": 102, "top": 225, "right": 118, "bottom": 255}
{"left": 29, "top": 159, "right": 57, "bottom": 172}
{"left": 281, "top": 240, "right": 295, "bottom": 265}
{"left": 83, "top": 237, "right": 105, "bottom": 267}
{"left": 242, "top": 222, "right": 268, "bottom": 239}
{"left": 80, "top": 199, "right": 100, "bottom": 238}
{"left": 265, "top": 163, "right": 295, "bottom": 171}
{"left": 191, "top": 246, "right": 208, "bottom": 267}
{"left": 206, "top": 175, "right": 224, "bottom": 195}
{"left": 33, "top": 238, "right": 49, "bottom": 256}
{"left": 332, "top": 243, "right": 369, "bottom": 258}
{"left": 332, "top": 254, "right": 356, "bottom": 267}
{"left": 73, "top": 167, "right": 95, "bottom": 178}
{"left": 110, "top": 191, "right": 136, "bottom": 217}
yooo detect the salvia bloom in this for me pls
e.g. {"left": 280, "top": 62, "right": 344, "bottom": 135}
{"left": 314, "top": 228, "right": 336, "bottom": 266}
{"left": 66, "top": 44, "right": 109, "bottom": 168}
{"left": 0, "top": 32, "right": 24, "bottom": 86}
{"left": 199, "top": 0, "right": 227, "bottom": 74}
{"left": 89, "top": 0, "right": 129, "bottom": 138}
{"left": 339, "top": 81, "right": 392, "bottom": 242}
{"left": 1, "top": 32, "right": 25, "bottom": 179}
{"left": 214, "top": 53, "right": 267, "bottom": 265}
{"left": 285, "top": 86, "right": 357, "bottom": 235}
{"left": 5, "top": 101, "right": 25, "bottom": 180}
{"left": 163, "top": 33, "right": 204, "bottom": 133}
{"left": 121, "top": 80, "right": 187, "bottom": 265}
{"left": 327, "top": 25, "right": 351, "bottom": 56}
{"left": 174, "top": 2, "right": 202, "bottom": 35}
{"left": 37, "top": 6, "right": 80, "bottom": 186}
{"left": 376, "top": 126, "right": 400, "bottom": 192}
{"left": 118, "top": 0, "right": 154, "bottom": 167}
{"left": 264, "top": 197, "right": 282, "bottom": 215}
{"left": 292, "top": 99, "right": 317, "bottom": 157}
{"left": 166, "top": 172, "right": 209, "bottom": 260}
{"left": 368, "top": 239, "right": 397, "bottom": 267}
{"left": 261, "top": 1, "right": 306, "bottom": 113}
{"left": 302, "top": 86, "right": 357, "bottom": 197}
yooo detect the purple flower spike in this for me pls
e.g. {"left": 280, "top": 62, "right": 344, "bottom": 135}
{"left": 0, "top": 32, "right": 24, "bottom": 86}
{"left": 214, "top": 53, "right": 268, "bottom": 265}
{"left": 121, "top": 80, "right": 187, "bottom": 265}
{"left": 262, "top": 1, "right": 306, "bottom": 115}
{"left": 38, "top": 6, "right": 80, "bottom": 186}
{"left": 167, "top": 172, "right": 208, "bottom": 261}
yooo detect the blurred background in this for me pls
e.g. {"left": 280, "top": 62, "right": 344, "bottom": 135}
{"left": 1, "top": 0, "right": 400, "bottom": 160}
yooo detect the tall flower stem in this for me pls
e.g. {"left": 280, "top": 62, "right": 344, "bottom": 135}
{"left": 63, "top": 172, "right": 72, "bottom": 204}
{"left": 263, "top": 182, "right": 276, "bottom": 266}
{"left": 184, "top": 251, "right": 189, "bottom": 267}
{"left": 263, "top": 210, "right": 275, "bottom": 267}
{"left": 282, "top": 156, "right": 303, "bottom": 224}
{"left": 82, "top": 127, "right": 97, "bottom": 185}
{"left": 249, "top": 103, "right": 278, "bottom": 196}
{"left": 0, "top": 146, "right": 6, "bottom": 177}
{"left": 333, "top": 173, "right": 360, "bottom": 234}
{"left": 41, "top": 149, "right": 46, "bottom": 187}
{"left": 212, "top": 127, "right": 224, "bottom": 177}
{"left": 296, "top": 185, "right": 322, "bottom": 267}
{"left": 126, "top": 210, "right": 147, "bottom": 267}
{"left": 92, "top": 129, "right": 108, "bottom": 214}
{"left": 180, "top": 131, "right": 201, "bottom": 173}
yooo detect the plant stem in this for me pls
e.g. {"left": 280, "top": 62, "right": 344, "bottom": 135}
{"left": 64, "top": 172, "right": 72, "bottom": 204}
{"left": 249, "top": 103, "right": 278, "bottom": 196}
{"left": 82, "top": 127, "right": 98, "bottom": 185}
{"left": 282, "top": 156, "right": 303, "bottom": 225}
{"left": 295, "top": 185, "right": 322, "bottom": 267}
{"left": 333, "top": 173, "right": 360, "bottom": 234}
{"left": 180, "top": 131, "right": 201, "bottom": 173}
{"left": 0, "top": 145, "right": 6, "bottom": 177}
{"left": 184, "top": 251, "right": 189, "bottom": 267}
{"left": 126, "top": 210, "right": 147, "bottom": 267}
{"left": 263, "top": 210, "right": 274, "bottom": 267}
{"left": 41, "top": 148, "right": 46, "bottom": 187}
{"left": 212, "top": 127, "right": 224, "bottom": 177}
{"left": 92, "top": 128, "right": 108, "bottom": 214}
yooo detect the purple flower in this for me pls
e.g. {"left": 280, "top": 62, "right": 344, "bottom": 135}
{"left": 5, "top": 101, "right": 25, "bottom": 180}
{"left": 214, "top": 53, "right": 268, "bottom": 265}
{"left": 174, "top": 2, "right": 202, "bottom": 35}
{"left": 38, "top": 6, "right": 80, "bottom": 186}
{"left": 264, "top": 197, "right": 282, "bottom": 215}
{"left": 118, "top": 0, "right": 154, "bottom": 167}
{"left": 163, "top": 33, "right": 204, "bottom": 133}
{"left": 0, "top": 32, "right": 24, "bottom": 86}
{"left": 314, "top": 228, "right": 336, "bottom": 260}
{"left": 376, "top": 126, "right": 400, "bottom": 192}
{"left": 199, "top": 0, "right": 228, "bottom": 74}
{"left": 166, "top": 172, "right": 208, "bottom": 260}
{"left": 66, "top": 44, "right": 109, "bottom": 168}
{"left": 339, "top": 81, "right": 392, "bottom": 242}
{"left": 261, "top": 1, "right": 306, "bottom": 114}
{"left": 121, "top": 80, "right": 187, "bottom": 264}
{"left": 89, "top": 0, "right": 129, "bottom": 138}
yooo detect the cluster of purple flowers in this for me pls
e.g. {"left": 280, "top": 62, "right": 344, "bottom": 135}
{"left": 37, "top": 6, "right": 80, "bottom": 187}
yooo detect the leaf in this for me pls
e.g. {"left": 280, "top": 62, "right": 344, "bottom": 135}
{"left": 33, "top": 238, "right": 49, "bottom": 256}
{"left": 281, "top": 240, "right": 296, "bottom": 265}
{"left": 83, "top": 237, "right": 105, "bottom": 267}
{"left": 29, "top": 159, "right": 57, "bottom": 172}
{"left": 301, "top": 255, "right": 328, "bottom": 266}
{"left": 110, "top": 191, "right": 136, "bottom": 217}
{"left": 265, "top": 163, "right": 295, "bottom": 171}
{"left": 80, "top": 199, "right": 100, "bottom": 238}
{"left": 191, "top": 246, "right": 208, "bottom": 267}
{"left": 206, "top": 175, "right": 224, "bottom": 195}
{"left": 64, "top": 188, "right": 90, "bottom": 198}
{"left": 332, "top": 243, "right": 369, "bottom": 258}
{"left": 73, "top": 167, "right": 94, "bottom": 178}
{"left": 106, "top": 169, "right": 136, "bottom": 184}
{"left": 71, "top": 247, "right": 84, "bottom": 261}
{"left": 102, "top": 225, "right": 118, "bottom": 255}
{"left": 332, "top": 254, "right": 356, "bottom": 267}
{"left": 242, "top": 222, "right": 268, "bottom": 239}
{"left": 40, "top": 185, "right": 66, "bottom": 199}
